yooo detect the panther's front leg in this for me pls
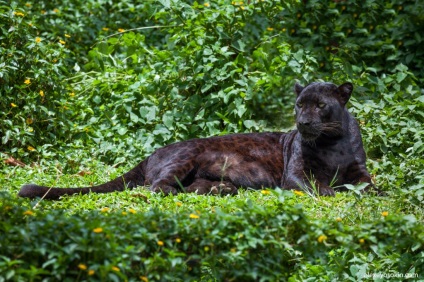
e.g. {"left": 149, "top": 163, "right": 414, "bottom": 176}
{"left": 282, "top": 155, "right": 335, "bottom": 196}
{"left": 283, "top": 175, "right": 335, "bottom": 196}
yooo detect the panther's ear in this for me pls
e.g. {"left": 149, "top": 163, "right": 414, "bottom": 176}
{"left": 337, "top": 82, "right": 353, "bottom": 106}
{"left": 294, "top": 82, "right": 304, "bottom": 97}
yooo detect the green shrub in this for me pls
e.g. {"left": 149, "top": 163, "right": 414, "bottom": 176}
{"left": 2, "top": 0, "right": 423, "bottom": 168}
{"left": 279, "top": 0, "right": 424, "bottom": 81}
{"left": 348, "top": 65, "right": 424, "bottom": 202}
{"left": 0, "top": 191, "right": 422, "bottom": 281}
{"left": 72, "top": 0, "right": 302, "bottom": 164}
{"left": 0, "top": 2, "right": 71, "bottom": 160}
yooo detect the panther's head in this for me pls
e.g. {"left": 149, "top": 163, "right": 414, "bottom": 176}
{"left": 294, "top": 82, "right": 353, "bottom": 142}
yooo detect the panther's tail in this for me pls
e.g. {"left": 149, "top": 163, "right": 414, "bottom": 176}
{"left": 18, "top": 163, "right": 146, "bottom": 200}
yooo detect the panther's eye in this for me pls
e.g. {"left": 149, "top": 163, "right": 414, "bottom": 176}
{"left": 318, "top": 102, "right": 326, "bottom": 109}
{"left": 297, "top": 102, "right": 303, "bottom": 108}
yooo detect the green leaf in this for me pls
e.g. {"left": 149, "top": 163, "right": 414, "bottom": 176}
{"left": 158, "top": 0, "right": 170, "bottom": 8}
{"left": 117, "top": 127, "right": 128, "bottom": 135}
{"left": 140, "top": 106, "right": 156, "bottom": 122}
{"left": 130, "top": 112, "right": 139, "bottom": 123}
{"left": 396, "top": 72, "right": 407, "bottom": 83}
{"left": 243, "top": 120, "right": 256, "bottom": 129}
{"left": 162, "top": 112, "right": 174, "bottom": 129}
{"left": 97, "top": 42, "right": 109, "bottom": 55}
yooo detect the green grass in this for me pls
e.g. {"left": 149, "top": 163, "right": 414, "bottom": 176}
{"left": 2, "top": 162, "right": 415, "bottom": 221}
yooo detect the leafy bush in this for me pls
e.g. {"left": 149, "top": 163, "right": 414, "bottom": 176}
{"left": 349, "top": 65, "right": 424, "bottom": 204}
{"left": 2, "top": 0, "right": 423, "bottom": 168}
{"left": 72, "top": 0, "right": 308, "bottom": 164}
{"left": 0, "top": 2, "right": 71, "bottom": 160}
{"left": 279, "top": 0, "right": 424, "bottom": 80}
{"left": 0, "top": 191, "right": 423, "bottom": 281}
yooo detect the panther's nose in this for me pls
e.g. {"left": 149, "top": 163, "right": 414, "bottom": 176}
{"left": 298, "top": 121, "right": 311, "bottom": 127}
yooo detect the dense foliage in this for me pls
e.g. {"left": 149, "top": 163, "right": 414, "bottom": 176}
{"left": 1, "top": 190, "right": 423, "bottom": 281}
{"left": 1, "top": 0, "right": 423, "bottom": 280}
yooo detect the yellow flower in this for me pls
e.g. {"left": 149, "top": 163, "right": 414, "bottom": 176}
{"left": 26, "top": 118, "right": 33, "bottom": 125}
{"left": 23, "top": 210, "right": 34, "bottom": 216}
{"left": 100, "top": 207, "right": 110, "bottom": 213}
{"left": 69, "top": 92, "right": 75, "bottom": 97}
{"left": 204, "top": 3, "right": 210, "bottom": 7}
{"left": 14, "top": 12, "right": 25, "bottom": 17}
{"left": 175, "top": 238, "right": 181, "bottom": 243}
{"left": 359, "top": 238, "right": 365, "bottom": 244}
{"left": 157, "top": 240, "right": 164, "bottom": 246}
{"left": 40, "top": 90, "right": 44, "bottom": 97}
{"left": 65, "top": 34, "right": 71, "bottom": 38}
{"left": 118, "top": 28, "right": 125, "bottom": 33}
{"left": 24, "top": 79, "right": 31, "bottom": 85}
{"left": 59, "top": 40, "right": 66, "bottom": 45}
{"left": 93, "top": 227, "right": 103, "bottom": 233}
{"left": 11, "top": 103, "right": 17, "bottom": 108}
{"left": 176, "top": 202, "right": 183, "bottom": 207}
{"left": 335, "top": 217, "right": 342, "bottom": 222}
{"left": 122, "top": 211, "right": 128, "bottom": 215}
{"left": 266, "top": 27, "right": 274, "bottom": 31}
{"left": 102, "top": 27, "right": 109, "bottom": 31}
{"left": 25, "top": 3, "right": 31, "bottom": 7}
{"left": 129, "top": 208, "right": 137, "bottom": 214}
{"left": 261, "top": 190, "right": 271, "bottom": 195}
{"left": 35, "top": 37, "right": 42, "bottom": 43}
{"left": 204, "top": 246, "right": 210, "bottom": 251}
{"left": 78, "top": 264, "right": 87, "bottom": 270}
{"left": 189, "top": 213, "right": 200, "bottom": 219}
{"left": 381, "top": 211, "right": 389, "bottom": 217}
{"left": 112, "top": 266, "right": 120, "bottom": 272}
{"left": 293, "top": 190, "right": 304, "bottom": 196}
{"left": 317, "top": 234, "right": 327, "bottom": 243}
{"left": 27, "top": 146, "right": 35, "bottom": 151}
{"left": 140, "top": 276, "right": 148, "bottom": 282}
{"left": 88, "top": 269, "right": 95, "bottom": 276}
